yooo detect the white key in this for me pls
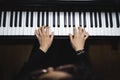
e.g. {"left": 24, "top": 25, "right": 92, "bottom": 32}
{"left": 96, "top": 12, "right": 101, "bottom": 36}
{"left": 48, "top": 12, "right": 52, "bottom": 27}
{"left": 31, "top": 11, "right": 37, "bottom": 35}
{"left": 40, "top": 12, "right": 42, "bottom": 26}
{"left": 69, "top": 12, "right": 73, "bottom": 35}
{"left": 112, "top": 12, "right": 117, "bottom": 36}
{"left": 23, "top": 11, "right": 28, "bottom": 35}
{"left": 75, "top": 12, "right": 79, "bottom": 28}
{"left": 104, "top": 12, "right": 110, "bottom": 36}
{"left": 19, "top": 11, "right": 24, "bottom": 35}
{"left": 49, "top": 12, "right": 54, "bottom": 34}
{"left": 13, "top": 11, "right": 18, "bottom": 35}
{"left": 101, "top": 12, "right": 106, "bottom": 36}
{"left": 3, "top": 11, "right": 8, "bottom": 36}
{"left": 80, "top": 12, "right": 84, "bottom": 27}
{"left": 24, "top": 11, "right": 31, "bottom": 35}
{"left": 15, "top": 11, "right": 20, "bottom": 35}
{"left": 0, "top": 20, "right": 3, "bottom": 35}
{"left": 106, "top": 12, "right": 112, "bottom": 36}
{"left": 54, "top": 12, "right": 58, "bottom": 35}
{"left": 21, "top": 11, "right": 25, "bottom": 35}
{"left": 59, "top": 12, "right": 65, "bottom": 35}
{"left": 11, "top": 11, "right": 16, "bottom": 35}
{"left": 28, "top": 11, "right": 32, "bottom": 35}
{"left": 98, "top": 12, "right": 103, "bottom": 36}
{"left": 44, "top": 11, "right": 46, "bottom": 26}
{"left": 91, "top": 12, "right": 96, "bottom": 36}
{"left": 86, "top": 12, "right": 91, "bottom": 35}
{"left": 7, "top": 11, "right": 12, "bottom": 35}
{"left": 66, "top": 12, "right": 69, "bottom": 35}
{"left": 23, "top": 11, "right": 27, "bottom": 35}
{"left": 0, "top": 11, "right": 4, "bottom": 35}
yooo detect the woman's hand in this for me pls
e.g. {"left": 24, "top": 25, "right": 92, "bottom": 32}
{"left": 69, "top": 27, "right": 89, "bottom": 51}
{"left": 35, "top": 26, "right": 54, "bottom": 53}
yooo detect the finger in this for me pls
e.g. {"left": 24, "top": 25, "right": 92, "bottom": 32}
{"left": 78, "top": 27, "right": 83, "bottom": 35}
{"left": 46, "top": 27, "right": 49, "bottom": 35}
{"left": 38, "top": 27, "right": 42, "bottom": 36}
{"left": 41, "top": 26, "right": 45, "bottom": 33}
{"left": 35, "top": 30, "right": 40, "bottom": 39}
{"left": 73, "top": 27, "right": 77, "bottom": 37}
{"left": 35, "top": 29, "right": 40, "bottom": 36}
{"left": 34, "top": 29, "right": 38, "bottom": 35}
{"left": 69, "top": 33, "right": 73, "bottom": 43}
{"left": 38, "top": 26, "right": 42, "bottom": 31}
{"left": 50, "top": 32, "right": 54, "bottom": 41}
{"left": 81, "top": 28, "right": 86, "bottom": 38}
{"left": 84, "top": 32, "right": 89, "bottom": 40}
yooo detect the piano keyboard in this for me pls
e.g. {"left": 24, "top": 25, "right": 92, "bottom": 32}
{"left": 0, "top": 11, "right": 120, "bottom": 36}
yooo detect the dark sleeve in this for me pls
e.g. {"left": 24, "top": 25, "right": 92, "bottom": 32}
{"left": 26, "top": 48, "right": 48, "bottom": 71}
{"left": 73, "top": 50, "right": 91, "bottom": 67}
{"left": 74, "top": 52, "right": 104, "bottom": 80}
{"left": 13, "top": 47, "right": 49, "bottom": 80}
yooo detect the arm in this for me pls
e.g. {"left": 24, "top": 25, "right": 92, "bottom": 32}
{"left": 69, "top": 27, "right": 90, "bottom": 65}
{"left": 69, "top": 28, "right": 103, "bottom": 80}
{"left": 14, "top": 26, "right": 54, "bottom": 80}
{"left": 25, "top": 26, "right": 54, "bottom": 71}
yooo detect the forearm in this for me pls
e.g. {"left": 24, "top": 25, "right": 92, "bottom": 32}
{"left": 14, "top": 48, "right": 48, "bottom": 80}
{"left": 74, "top": 49, "right": 91, "bottom": 67}
{"left": 26, "top": 48, "right": 48, "bottom": 70}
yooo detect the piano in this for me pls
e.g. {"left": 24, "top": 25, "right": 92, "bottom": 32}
{"left": 0, "top": 0, "right": 120, "bottom": 43}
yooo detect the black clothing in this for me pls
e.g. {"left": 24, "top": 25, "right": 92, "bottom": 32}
{"left": 14, "top": 39, "right": 101, "bottom": 80}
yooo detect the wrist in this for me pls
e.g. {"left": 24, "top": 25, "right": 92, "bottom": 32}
{"left": 75, "top": 47, "right": 84, "bottom": 52}
{"left": 39, "top": 47, "right": 48, "bottom": 53}
{"left": 76, "top": 49, "right": 85, "bottom": 55}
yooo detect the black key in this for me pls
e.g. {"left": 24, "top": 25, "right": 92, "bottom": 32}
{"left": 19, "top": 11, "right": 22, "bottom": 27}
{"left": 3, "top": 11, "right": 6, "bottom": 27}
{"left": 53, "top": 12, "right": 55, "bottom": 27}
{"left": 105, "top": 12, "right": 108, "bottom": 27}
{"left": 10, "top": 11, "right": 13, "bottom": 27}
{"left": 0, "top": 11, "right": 2, "bottom": 27}
{"left": 73, "top": 12, "right": 75, "bottom": 27}
{"left": 90, "top": 12, "right": 93, "bottom": 27}
{"left": 46, "top": 12, "right": 49, "bottom": 26}
{"left": 42, "top": 12, "right": 44, "bottom": 26}
{"left": 116, "top": 12, "right": 119, "bottom": 28}
{"left": 68, "top": 12, "right": 71, "bottom": 27}
{"left": 64, "top": 12, "right": 67, "bottom": 27}
{"left": 79, "top": 12, "right": 82, "bottom": 26}
{"left": 37, "top": 12, "right": 40, "bottom": 27}
{"left": 14, "top": 12, "right": 18, "bottom": 27}
{"left": 83, "top": 12, "right": 86, "bottom": 27}
{"left": 94, "top": 12, "right": 97, "bottom": 27}
{"left": 57, "top": 12, "right": 60, "bottom": 27}
{"left": 98, "top": 12, "right": 102, "bottom": 27}
{"left": 109, "top": 12, "right": 113, "bottom": 28}
{"left": 30, "top": 11, "right": 33, "bottom": 27}
{"left": 26, "top": 11, "right": 29, "bottom": 27}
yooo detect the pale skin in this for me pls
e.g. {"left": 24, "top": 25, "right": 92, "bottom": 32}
{"left": 35, "top": 26, "right": 54, "bottom": 53}
{"left": 35, "top": 26, "right": 89, "bottom": 53}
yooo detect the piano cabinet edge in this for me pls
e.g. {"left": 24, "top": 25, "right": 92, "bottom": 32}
{"left": 0, "top": 36, "right": 120, "bottom": 44}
